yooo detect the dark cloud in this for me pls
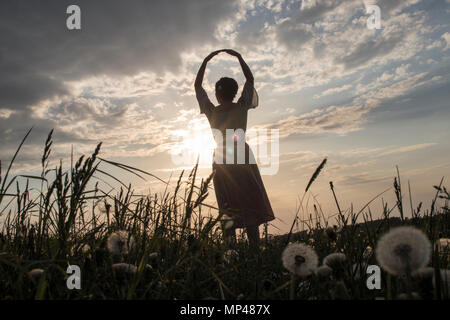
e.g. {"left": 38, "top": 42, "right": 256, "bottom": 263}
{"left": 373, "top": 0, "right": 419, "bottom": 15}
{"left": 335, "top": 32, "right": 404, "bottom": 69}
{"left": 236, "top": 19, "right": 269, "bottom": 50}
{"left": 0, "top": 0, "right": 238, "bottom": 111}
{"left": 294, "top": 0, "right": 342, "bottom": 24}
{"left": 0, "top": 110, "right": 91, "bottom": 153}
{"left": 263, "top": 105, "right": 370, "bottom": 138}
{"left": 273, "top": 0, "right": 343, "bottom": 50}
{"left": 275, "top": 21, "right": 314, "bottom": 50}
{"left": 0, "top": 74, "right": 69, "bottom": 111}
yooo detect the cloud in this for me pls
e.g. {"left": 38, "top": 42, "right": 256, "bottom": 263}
{"left": 298, "top": 0, "right": 344, "bottom": 23}
{"left": 379, "top": 143, "right": 437, "bottom": 156}
{"left": 275, "top": 20, "right": 314, "bottom": 50}
{"left": 0, "top": 74, "right": 70, "bottom": 111}
{"left": 0, "top": 0, "right": 241, "bottom": 163}
{"left": 313, "top": 84, "right": 352, "bottom": 99}
{"left": 1, "top": 0, "right": 449, "bottom": 179}
{"left": 337, "top": 172, "right": 392, "bottom": 186}
{"left": 442, "top": 32, "right": 450, "bottom": 50}
{"left": 258, "top": 65, "right": 444, "bottom": 140}
{"left": 363, "top": 0, "right": 422, "bottom": 16}
{"left": 0, "top": 0, "right": 238, "bottom": 112}
{"left": 339, "top": 142, "right": 438, "bottom": 158}
{"left": 262, "top": 105, "right": 370, "bottom": 137}
{"left": 335, "top": 31, "right": 405, "bottom": 70}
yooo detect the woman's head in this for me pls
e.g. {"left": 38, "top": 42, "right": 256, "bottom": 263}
{"left": 215, "top": 77, "right": 238, "bottom": 104}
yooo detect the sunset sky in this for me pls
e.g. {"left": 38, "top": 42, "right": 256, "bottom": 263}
{"left": 1, "top": 0, "right": 449, "bottom": 234}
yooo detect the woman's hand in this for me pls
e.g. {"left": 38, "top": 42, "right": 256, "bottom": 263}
{"left": 196, "top": 50, "right": 223, "bottom": 89}
{"left": 224, "top": 49, "right": 241, "bottom": 58}
{"left": 204, "top": 50, "right": 223, "bottom": 63}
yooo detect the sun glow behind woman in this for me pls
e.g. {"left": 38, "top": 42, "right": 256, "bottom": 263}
{"left": 171, "top": 127, "right": 217, "bottom": 167}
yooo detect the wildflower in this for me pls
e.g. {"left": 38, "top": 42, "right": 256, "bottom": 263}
{"left": 323, "top": 253, "right": 346, "bottom": 270}
{"left": 316, "top": 265, "right": 333, "bottom": 278}
{"left": 223, "top": 249, "right": 238, "bottom": 264}
{"left": 107, "top": 230, "right": 135, "bottom": 255}
{"left": 375, "top": 226, "right": 431, "bottom": 275}
{"left": 282, "top": 242, "right": 318, "bottom": 278}
{"left": 28, "top": 268, "right": 44, "bottom": 283}
{"left": 112, "top": 263, "right": 137, "bottom": 274}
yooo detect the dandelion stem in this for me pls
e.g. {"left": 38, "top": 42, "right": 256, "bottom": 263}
{"left": 289, "top": 274, "right": 297, "bottom": 300}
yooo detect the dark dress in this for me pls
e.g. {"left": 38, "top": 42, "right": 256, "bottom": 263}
{"left": 195, "top": 81, "right": 275, "bottom": 228}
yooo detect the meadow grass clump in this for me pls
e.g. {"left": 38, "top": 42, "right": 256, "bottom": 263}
{"left": 0, "top": 129, "right": 449, "bottom": 300}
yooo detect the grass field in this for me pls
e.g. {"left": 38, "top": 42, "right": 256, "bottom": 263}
{"left": 0, "top": 129, "right": 449, "bottom": 300}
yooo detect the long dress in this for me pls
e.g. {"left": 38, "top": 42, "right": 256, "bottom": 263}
{"left": 196, "top": 81, "right": 275, "bottom": 228}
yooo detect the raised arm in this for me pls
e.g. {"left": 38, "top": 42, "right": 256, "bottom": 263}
{"left": 195, "top": 50, "right": 222, "bottom": 91}
{"left": 194, "top": 50, "right": 223, "bottom": 116}
{"left": 224, "top": 49, "right": 254, "bottom": 83}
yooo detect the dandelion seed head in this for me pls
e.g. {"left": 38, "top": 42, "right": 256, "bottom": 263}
{"left": 323, "top": 252, "right": 346, "bottom": 270}
{"left": 107, "top": 230, "right": 135, "bottom": 255}
{"left": 316, "top": 265, "right": 332, "bottom": 278}
{"left": 282, "top": 242, "right": 318, "bottom": 278}
{"left": 376, "top": 226, "right": 431, "bottom": 275}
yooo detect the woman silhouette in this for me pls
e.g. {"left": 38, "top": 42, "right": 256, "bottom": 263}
{"left": 194, "top": 49, "right": 275, "bottom": 249}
